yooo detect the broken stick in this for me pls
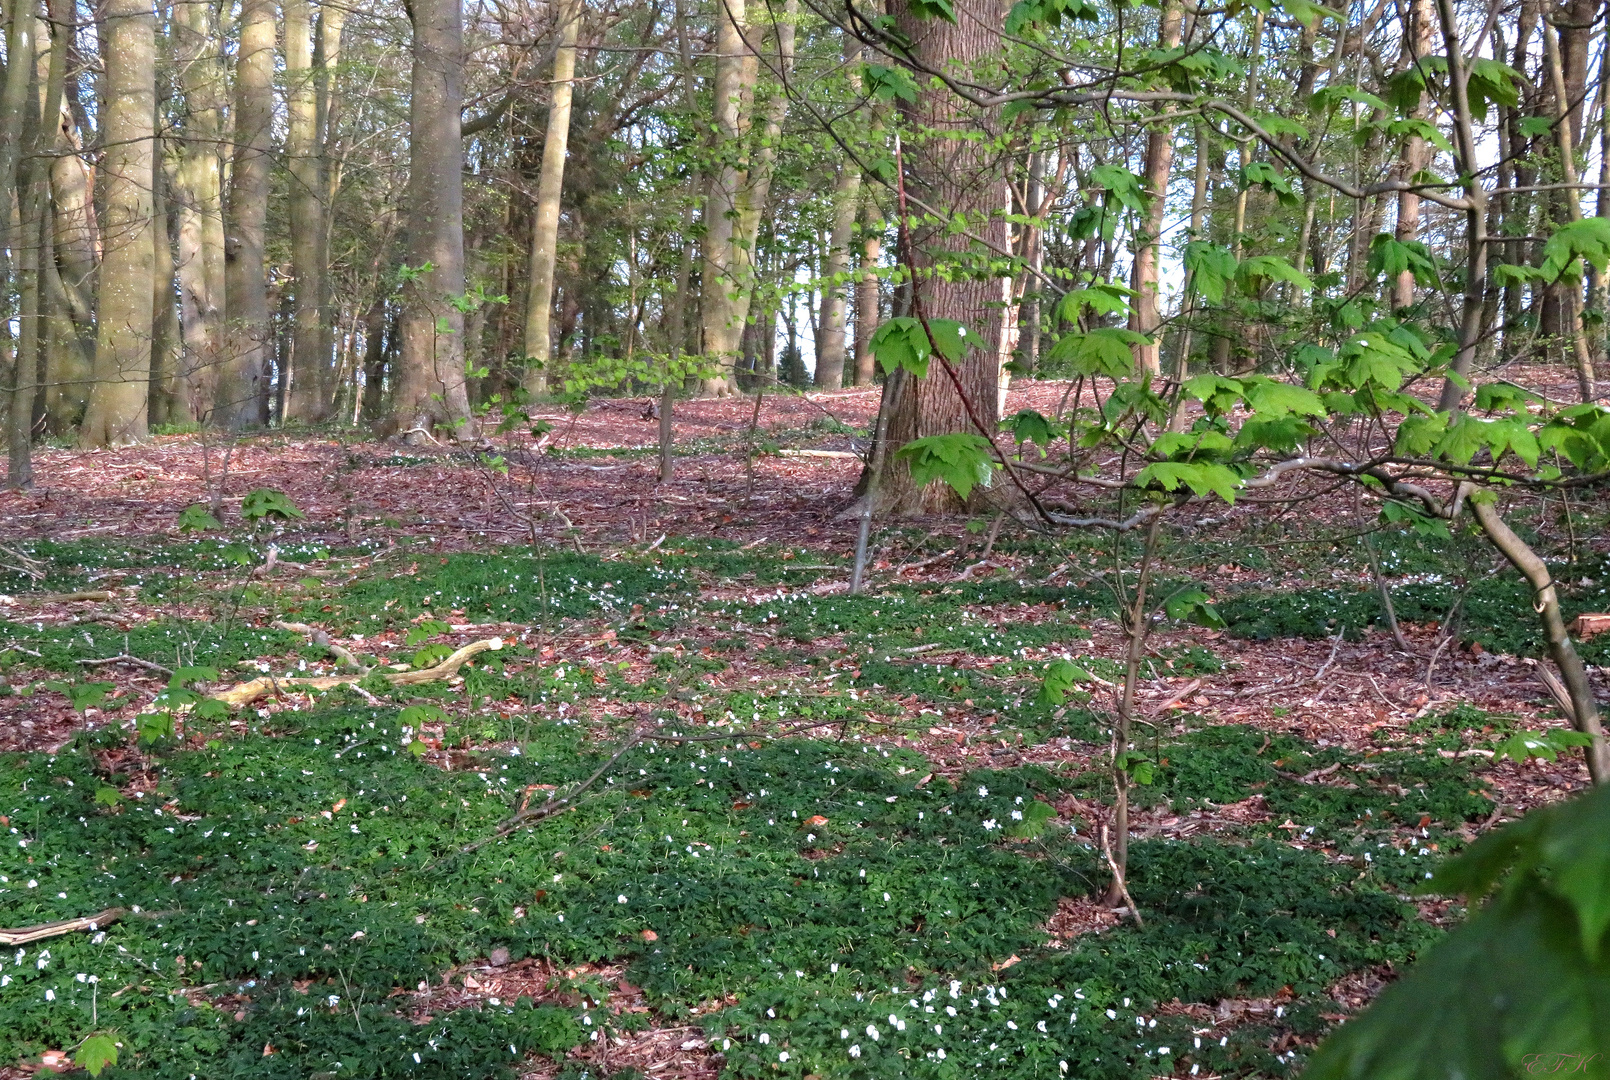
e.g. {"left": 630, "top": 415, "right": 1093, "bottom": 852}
{"left": 211, "top": 638, "right": 504, "bottom": 708}
{"left": 0, "top": 908, "right": 123, "bottom": 947}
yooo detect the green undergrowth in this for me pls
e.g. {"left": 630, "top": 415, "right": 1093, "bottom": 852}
{"left": 0, "top": 705, "right": 1443, "bottom": 1080}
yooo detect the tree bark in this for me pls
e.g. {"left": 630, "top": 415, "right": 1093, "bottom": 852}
{"left": 815, "top": 31, "right": 862, "bottom": 390}
{"left": 170, "top": 0, "right": 226, "bottom": 422}
{"left": 216, "top": 0, "right": 275, "bottom": 430}
{"left": 1472, "top": 497, "right": 1610, "bottom": 782}
{"left": 521, "top": 0, "right": 581, "bottom": 394}
{"left": 78, "top": 0, "right": 155, "bottom": 448}
{"left": 1130, "top": 0, "right": 1182, "bottom": 375}
{"left": 853, "top": 197, "right": 881, "bottom": 386}
{"left": 1542, "top": 15, "right": 1596, "bottom": 401}
{"left": 871, "top": 0, "right": 1009, "bottom": 514}
{"left": 392, "top": 0, "right": 473, "bottom": 442}
{"left": 147, "top": 156, "right": 184, "bottom": 427}
{"left": 283, "top": 0, "right": 328, "bottom": 422}
{"left": 1391, "top": 0, "right": 1435, "bottom": 311}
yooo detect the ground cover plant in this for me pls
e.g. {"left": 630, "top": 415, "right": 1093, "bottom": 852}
{"left": 0, "top": 391, "right": 1603, "bottom": 1078}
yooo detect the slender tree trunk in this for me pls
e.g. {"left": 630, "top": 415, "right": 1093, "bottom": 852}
{"left": 1542, "top": 16, "right": 1596, "bottom": 400}
{"left": 9, "top": 44, "right": 52, "bottom": 487}
{"left": 0, "top": 0, "right": 34, "bottom": 311}
{"left": 1473, "top": 497, "right": 1610, "bottom": 782}
{"left": 360, "top": 299, "right": 388, "bottom": 422}
{"left": 699, "top": 0, "right": 759, "bottom": 396}
{"left": 78, "top": 0, "right": 156, "bottom": 448}
{"left": 853, "top": 197, "right": 881, "bottom": 386}
{"left": 1390, "top": 0, "right": 1435, "bottom": 311}
{"left": 283, "top": 0, "right": 327, "bottom": 422}
{"left": 147, "top": 157, "right": 184, "bottom": 426}
{"left": 392, "top": 0, "right": 472, "bottom": 442}
{"left": 521, "top": 0, "right": 581, "bottom": 394}
{"left": 216, "top": 0, "right": 274, "bottom": 430}
{"left": 814, "top": 32, "right": 862, "bottom": 390}
{"left": 1130, "top": 0, "right": 1182, "bottom": 375}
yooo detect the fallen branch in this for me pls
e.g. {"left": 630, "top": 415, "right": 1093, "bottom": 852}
{"left": 0, "top": 908, "right": 123, "bottom": 946}
{"left": 6, "top": 590, "right": 116, "bottom": 604}
{"left": 77, "top": 654, "right": 175, "bottom": 678}
{"left": 211, "top": 639, "right": 503, "bottom": 708}
{"left": 460, "top": 733, "right": 643, "bottom": 853}
{"left": 1150, "top": 678, "right": 1203, "bottom": 715}
{"left": 272, "top": 621, "right": 368, "bottom": 671}
{"left": 776, "top": 449, "right": 862, "bottom": 460}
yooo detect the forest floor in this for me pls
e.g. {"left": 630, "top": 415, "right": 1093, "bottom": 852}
{"left": 0, "top": 379, "right": 1602, "bottom": 1079}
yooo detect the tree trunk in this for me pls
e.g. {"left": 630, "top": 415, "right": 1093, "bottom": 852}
{"left": 1391, "top": 0, "right": 1435, "bottom": 310}
{"left": 361, "top": 299, "right": 389, "bottom": 422}
{"left": 147, "top": 157, "right": 184, "bottom": 427}
{"left": 392, "top": 0, "right": 472, "bottom": 442}
{"left": 283, "top": 0, "right": 328, "bottom": 422}
{"left": 1130, "top": 0, "right": 1182, "bottom": 375}
{"left": 0, "top": 0, "right": 34, "bottom": 316}
{"left": 78, "top": 0, "right": 155, "bottom": 448}
{"left": 521, "top": 0, "right": 581, "bottom": 394}
{"left": 170, "top": 0, "right": 226, "bottom": 422}
{"left": 1542, "top": 15, "right": 1596, "bottom": 401}
{"left": 43, "top": 0, "right": 95, "bottom": 431}
{"left": 872, "top": 0, "right": 1009, "bottom": 514}
{"left": 853, "top": 197, "right": 881, "bottom": 385}
{"left": 216, "top": 0, "right": 274, "bottom": 430}
{"left": 814, "top": 31, "right": 862, "bottom": 390}
{"left": 701, "top": 0, "right": 795, "bottom": 395}
{"left": 1473, "top": 497, "right": 1610, "bottom": 782}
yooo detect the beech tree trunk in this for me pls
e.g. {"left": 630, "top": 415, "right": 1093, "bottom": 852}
{"left": 170, "top": 0, "right": 226, "bottom": 422}
{"left": 1130, "top": 0, "right": 1181, "bottom": 375}
{"left": 522, "top": 0, "right": 581, "bottom": 394}
{"left": 701, "top": 0, "right": 795, "bottom": 395}
{"left": 1391, "top": 0, "right": 1434, "bottom": 311}
{"left": 871, "top": 0, "right": 1009, "bottom": 514}
{"left": 283, "top": 0, "right": 329, "bottom": 422}
{"left": 853, "top": 198, "right": 881, "bottom": 386}
{"left": 216, "top": 0, "right": 275, "bottom": 430}
{"left": 78, "top": 0, "right": 156, "bottom": 448}
{"left": 392, "top": 0, "right": 472, "bottom": 441}
{"left": 814, "top": 32, "right": 862, "bottom": 390}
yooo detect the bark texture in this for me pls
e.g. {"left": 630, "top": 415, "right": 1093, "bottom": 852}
{"left": 392, "top": 0, "right": 472, "bottom": 441}
{"left": 522, "top": 0, "right": 581, "bottom": 393}
{"left": 216, "top": 0, "right": 275, "bottom": 429}
{"left": 78, "top": 0, "right": 156, "bottom": 448}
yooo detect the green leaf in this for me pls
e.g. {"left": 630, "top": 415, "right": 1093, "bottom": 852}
{"left": 1037, "top": 659, "right": 1092, "bottom": 705}
{"left": 1057, "top": 281, "right": 1133, "bottom": 321}
{"left": 48, "top": 680, "right": 115, "bottom": 713}
{"left": 1367, "top": 233, "right": 1438, "bottom": 287}
{"left": 169, "top": 666, "right": 220, "bottom": 689}
{"left": 1164, "top": 588, "right": 1226, "bottom": 629}
{"left": 1001, "top": 409, "right": 1067, "bottom": 449}
{"left": 1047, "top": 327, "right": 1150, "bottom": 378}
{"left": 1241, "top": 377, "right": 1326, "bottom": 417}
{"left": 76, "top": 1035, "right": 120, "bottom": 1077}
{"left": 895, "top": 433, "right": 995, "bottom": 499}
{"left": 1238, "top": 162, "right": 1299, "bottom": 208}
{"left": 1310, "top": 84, "right": 1389, "bottom": 114}
{"left": 1495, "top": 729, "right": 1595, "bottom": 765}
{"left": 905, "top": 0, "right": 956, "bottom": 20}
{"left": 1394, "top": 413, "right": 1448, "bottom": 457}
{"left": 399, "top": 703, "right": 449, "bottom": 727}
{"left": 136, "top": 711, "right": 177, "bottom": 746}
{"left": 1090, "top": 163, "right": 1149, "bottom": 214}
{"left": 869, "top": 317, "right": 931, "bottom": 379}
{"left": 1384, "top": 116, "right": 1454, "bottom": 155}
{"left": 1182, "top": 373, "right": 1244, "bottom": 415}
{"left": 1005, "top": 799, "right": 1058, "bottom": 838}
{"left": 1135, "top": 461, "right": 1242, "bottom": 503}
{"left": 1541, "top": 218, "right": 1610, "bottom": 282}
{"left": 411, "top": 643, "right": 454, "bottom": 669}
{"left": 1517, "top": 115, "right": 1556, "bottom": 137}
{"left": 408, "top": 739, "right": 431, "bottom": 757}
{"left": 1183, "top": 241, "right": 1237, "bottom": 304}
{"left": 1467, "top": 57, "right": 1522, "bottom": 122}
{"left": 177, "top": 504, "right": 223, "bottom": 532}
{"left": 1237, "top": 254, "right": 1312, "bottom": 292}
{"left": 240, "top": 488, "right": 306, "bottom": 522}
{"left": 94, "top": 786, "right": 123, "bottom": 807}
{"left": 405, "top": 619, "right": 453, "bottom": 647}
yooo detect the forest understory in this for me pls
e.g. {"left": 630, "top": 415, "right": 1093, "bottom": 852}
{"left": 0, "top": 380, "right": 1601, "bottom": 1079}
